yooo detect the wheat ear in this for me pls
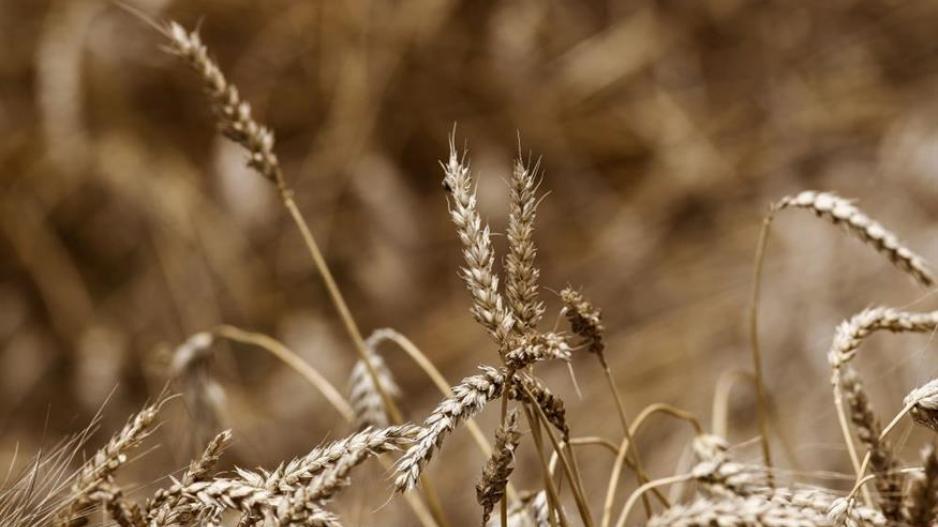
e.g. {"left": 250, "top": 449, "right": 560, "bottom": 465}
{"left": 442, "top": 137, "right": 514, "bottom": 345}
{"left": 838, "top": 366, "right": 902, "bottom": 520}
{"left": 775, "top": 191, "right": 933, "bottom": 286}
{"left": 903, "top": 444, "right": 938, "bottom": 526}
{"left": 262, "top": 425, "right": 419, "bottom": 493}
{"left": 505, "top": 157, "right": 545, "bottom": 333}
{"left": 146, "top": 429, "right": 232, "bottom": 526}
{"left": 477, "top": 410, "right": 522, "bottom": 524}
{"left": 348, "top": 339, "right": 401, "bottom": 429}
{"left": 561, "top": 287, "right": 659, "bottom": 516}
{"left": 54, "top": 402, "right": 162, "bottom": 527}
{"left": 504, "top": 332, "right": 571, "bottom": 370}
{"left": 395, "top": 367, "right": 506, "bottom": 491}
{"left": 646, "top": 494, "right": 833, "bottom": 527}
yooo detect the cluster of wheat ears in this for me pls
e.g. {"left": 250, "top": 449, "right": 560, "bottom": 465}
{"left": 8, "top": 15, "right": 938, "bottom": 527}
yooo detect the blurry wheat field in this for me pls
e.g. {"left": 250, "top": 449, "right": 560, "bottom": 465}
{"left": 5, "top": 0, "right": 938, "bottom": 525}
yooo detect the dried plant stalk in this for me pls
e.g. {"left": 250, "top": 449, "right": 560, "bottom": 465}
{"left": 477, "top": 410, "right": 522, "bottom": 524}
{"left": 505, "top": 158, "right": 545, "bottom": 333}
{"left": 442, "top": 139, "right": 514, "bottom": 345}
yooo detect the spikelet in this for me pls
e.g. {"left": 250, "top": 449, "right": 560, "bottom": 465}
{"left": 55, "top": 402, "right": 161, "bottom": 526}
{"left": 442, "top": 139, "right": 514, "bottom": 345}
{"left": 504, "top": 332, "right": 572, "bottom": 370}
{"left": 147, "top": 430, "right": 232, "bottom": 526}
{"left": 775, "top": 191, "right": 933, "bottom": 286}
{"left": 560, "top": 287, "right": 605, "bottom": 356}
{"left": 903, "top": 444, "right": 938, "bottom": 526}
{"left": 347, "top": 346, "right": 401, "bottom": 429}
{"left": 165, "top": 22, "right": 285, "bottom": 191}
{"left": 905, "top": 379, "right": 938, "bottom": 433}
{"left": 274, "top": 490, "right": 344, "bottom": 527}
{"left": 691, "top": 435, "right": 766, "bottom": 498}
{"left": 505, "top": 158, "right": 545, "bottom": 333}
{"left": 476, "top": 410, "right": 522, "bottom": 524}
{"left": 395, "top": 366, "right": 506, "bottom": 491}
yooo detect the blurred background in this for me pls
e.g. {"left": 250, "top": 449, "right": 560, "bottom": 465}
{"left": 4, "top": 0, "right": 938, "bottom": 523}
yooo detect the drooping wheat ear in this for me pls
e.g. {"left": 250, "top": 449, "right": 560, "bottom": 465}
{"left": 560, "top": 287, "right": 605, "bottom": 356}
{"left": 171, "top": 331, "right": 227, "bottom": 448}
{"left": 510, "top": 373, "right": 569, "bottom": 439}
{"left": 274, "top": 489, "right": 343, "bottom": 527}
{"left": 165, "top": 22, "right": 285, "bottom": 193}
{"left": 504, "top": 332, "right": 571, "bottom": 370}
{"left": 297, "top": 425, "right": 418, "bottom": 502}
{"left": 903, "top": 444, "right": 938, "bottom": 526}
{"left": 477, "top": 409, "right": 522, "bottom": 524}
{"left": 348, "top": 341, "right": 401, "bottom": 428}
{"left": 261, "top": 425, "right": 419, "bottom": 494}
{"left": 647, "top": 494, "right": 834, "bottom": 526}
{"left": 55, "top": 402, "right": 161, "bottom": 526}
{"left": 146, "top": 429, "right": 232, "bottom": 526}
{"left": 904, "top": 379, "right": 938, "bottom": 433}
{"left": 505, "top": 158, "right": 545, "bottom": 333}
{"left": 827, "top": 307, "right": 938, "bottom": 368}
{"left": 774, "top": 191, "right": 933, "bottom": 286}
{"left": 395, "top": 366, "right": 507, "bottom": 491}
{"left": 442, "top": 139, "right": 514, "bottom": 345}
{"left": 838, "top": 366, "right": 902, "bottom": 521}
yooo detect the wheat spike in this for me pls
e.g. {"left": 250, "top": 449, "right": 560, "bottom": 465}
{"left": 395, "top": 366, "right": 507, "bottom": 491}
{"left": 905, "top": 379, "right": 938, "bottom": 433}
{"left": 838, "top": 366, "right": 902, "bottom": 520}
{"left": 442, "top": 139, "right": 514, "bottom": 345}
{"left": 505, "top": 158, "right": 545, "bottom": 333}
{"left": 165, "top": 22, "right": 285, "bottom": 192}
{"left": 504, "top": 332, "right": 571, "bottom": 370}
{"left": 827, "top": 307, "right": 938, "bottom": 368}
{"left": 147, "top": 429, "right": 232, "bottom": 526}
{"left": 477, "top": 410, "right": 522, "bottom": 524}
{"left": 775, "top": 191, "right": 933, "bottom": 286}
{"left": 262, "top": 425, "right": 418, "bottom": 494}
{"left": 55, "top": 402, "right": 161, "bottom": 527}
{"left": 560, "top": 287, "right": 605, "bottom": 356}
{"left": 903, "top": 444, "right": 938, "bottom": 526}
{"left": 348, "top": 345, "right": 401, "bottom": 429}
